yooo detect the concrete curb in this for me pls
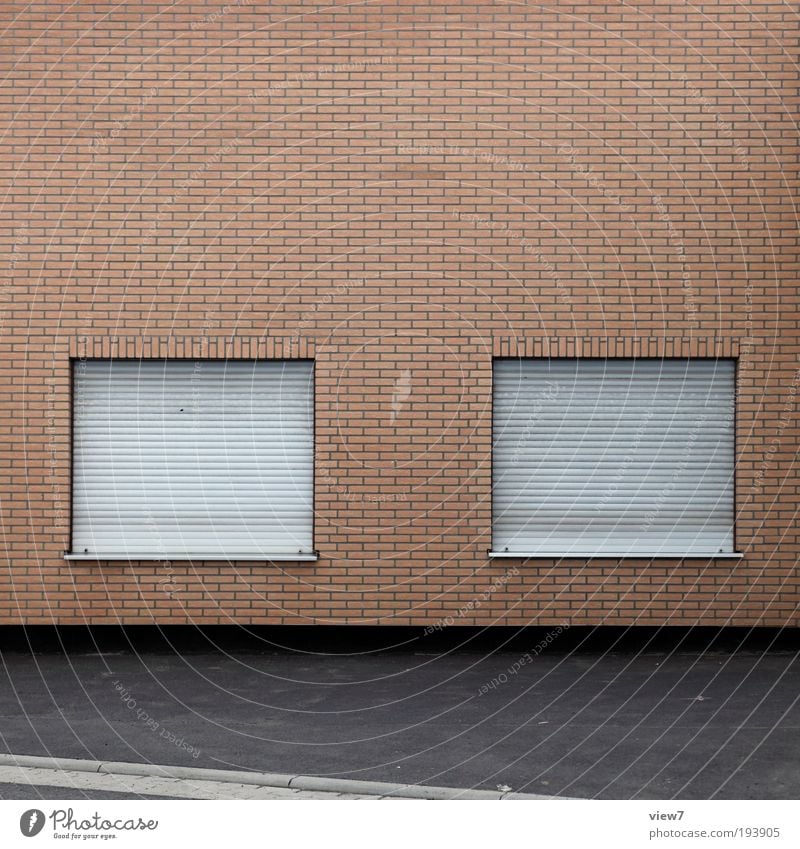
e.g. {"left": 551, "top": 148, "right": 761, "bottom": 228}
{"left": 0, "top": 753, "right": 565, "bottom": 800}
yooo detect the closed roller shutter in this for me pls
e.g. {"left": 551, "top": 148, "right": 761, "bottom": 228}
{"left": 71, "top": 359, "right": 314, "bottom": 559}
{"left": 492, "top": 358, "right": 735, "bottom": 556}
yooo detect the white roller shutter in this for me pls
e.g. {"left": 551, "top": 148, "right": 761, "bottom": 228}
{"left": 71, "top": 359, "right": 314, "bottom": 559}
{"left": 492, "top": 358, "right": 735, "bottom": 556}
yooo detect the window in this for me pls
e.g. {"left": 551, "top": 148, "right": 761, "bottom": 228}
{"left": 69, "top": 359, "right": 315, "bottom": 560}
{"left": 492, "top": 358, "right": 736, "bottom": 557}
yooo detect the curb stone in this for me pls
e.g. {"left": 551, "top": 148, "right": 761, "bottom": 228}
{"left": 0, "top": 753, "right": 568, "bottom": 800}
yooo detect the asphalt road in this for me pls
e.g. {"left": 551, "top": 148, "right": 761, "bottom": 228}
{"left": 0, "top": 628, "right": 797, "bottom": 799}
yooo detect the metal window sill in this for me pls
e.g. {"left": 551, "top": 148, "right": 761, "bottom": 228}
{"left": 488, "top": 551, "right": 743, "bottom": 560}
{"left": 64, "top": 552, "right": 319, "bottom": 562}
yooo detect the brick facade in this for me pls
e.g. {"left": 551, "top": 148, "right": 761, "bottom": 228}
{"left": 1, "top": 2, "right": 797, "bottom": 625}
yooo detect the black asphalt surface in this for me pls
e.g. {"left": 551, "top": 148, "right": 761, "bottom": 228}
{"left": 0, "top": 627, "right": 797, "bottom": 800}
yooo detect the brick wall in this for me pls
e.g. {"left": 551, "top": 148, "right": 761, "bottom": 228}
{"left": 1, "top": 2, "right": 797, "bottom": 626}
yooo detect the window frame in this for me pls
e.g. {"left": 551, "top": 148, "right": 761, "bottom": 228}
{"left": 65, "top": 356, "right": 318, "bottom": 562}
{"left": 489, "top": 356, "right": 742, "bottom": 560}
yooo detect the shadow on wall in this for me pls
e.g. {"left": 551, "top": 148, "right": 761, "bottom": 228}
{"left": 0, "top": 625, "right": 798, "bottom": 656}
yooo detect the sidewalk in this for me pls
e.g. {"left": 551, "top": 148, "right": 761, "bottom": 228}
{"left": 0, "top": 755, "right": 556, "bottom": 800}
